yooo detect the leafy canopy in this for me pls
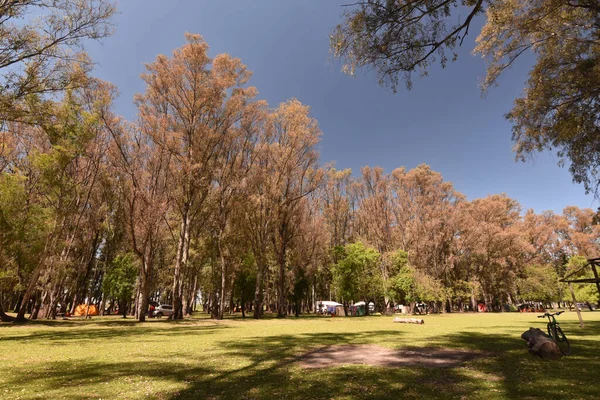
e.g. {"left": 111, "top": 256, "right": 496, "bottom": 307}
{"left": 331, "top": 0, "right": 600, "bottom": 194}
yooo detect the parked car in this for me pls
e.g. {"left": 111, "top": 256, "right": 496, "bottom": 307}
{"left": 153, "top": 304, "right": 173, "bottom": 318}
{"left": 577, "top": 302, "right": 596, "bottom": 311}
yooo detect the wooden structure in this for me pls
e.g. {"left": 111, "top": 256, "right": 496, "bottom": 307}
{"left": 393, "top": 317, "right": 424, "bottom": 324}
{"left": 560, "top": 257, "right": 600, "bottom": 293}
{"left": 559, "top": 257, "right": 600, "bottom": 328}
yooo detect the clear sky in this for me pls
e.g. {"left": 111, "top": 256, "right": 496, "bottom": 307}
{"left": 85, "top": 0, "right": 597, "bottom": 214}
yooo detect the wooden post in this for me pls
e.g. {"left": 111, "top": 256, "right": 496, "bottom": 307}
{"left": 591, "top": 264, "right": 600, "bottom": 304}
{"left": 569, "top": 283, "right": 584, "bottom": 328}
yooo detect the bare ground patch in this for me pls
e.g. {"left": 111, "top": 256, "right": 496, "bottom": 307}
{"left": 298, "top": 345, "right": 487, "bottom": 369}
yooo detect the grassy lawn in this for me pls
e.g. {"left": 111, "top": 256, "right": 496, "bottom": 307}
{"left": 1, "top": 311, "right": 599, "bottom": 399}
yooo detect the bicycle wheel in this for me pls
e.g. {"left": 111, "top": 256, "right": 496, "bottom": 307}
{"left": 551, "top": 326, "right": 571, "bottom": 355}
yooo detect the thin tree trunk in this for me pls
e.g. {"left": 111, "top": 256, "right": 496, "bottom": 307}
{"left": 48, "top": 283, "right": 63, "bottom": 319}
{"left": 172, "top": 205, "right": 191, "bottom": 320}
{"left": 217, "top": 237, "right": 227, "bottom": 320}
{"left": 99, "top": 296, "right": 106, "bottom": 316}
{"left": 30, "top": 295, "right": 42, "bottom": 320}
{"left": 137, "top": 261, "right": 151, "bottom": 322}
{"left": 190, "top": 274, "right": 198, "bottom": 314}
{"left": 16, "top": 262, "right": 45, "bottom": 321}
{"left": 277, "top": 237, "right": 287, "bottom": 318}
{"left": 253, "top": 260, "right": 265, "bottom": 319}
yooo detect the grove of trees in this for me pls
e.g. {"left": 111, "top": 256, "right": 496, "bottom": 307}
{"left": 1, "top": 1, "right": 599, "bottom": 323}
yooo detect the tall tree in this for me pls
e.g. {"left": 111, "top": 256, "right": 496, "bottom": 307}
{"left": 458, "top": 194, "right": 526, "bottom": 308}
{"left": 323, "top": 168, "right": 354, "bottom": 248}
{"left": 102, "top": 79, "right": 171, "bottom": 322}
{"left": 135, "top": 34, "right": 259, "bottom": 319}
{"left": 268, "top": 99, "right": 324, "bottom": 317}
{"left": 212, "top": 100, "right": 265, "bottom": 319}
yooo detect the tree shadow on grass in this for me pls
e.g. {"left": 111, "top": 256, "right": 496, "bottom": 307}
{"left": 431, "top": 326, "right": 600, "bottom": 400}
{"left": 3, "top": 321, "right": 599, "bottom": 399}
{"left": 0, "top": 321, "right": 229, "bottom": 343}
{"left": 4, "top": 330, "right": 486, "bottom": 400}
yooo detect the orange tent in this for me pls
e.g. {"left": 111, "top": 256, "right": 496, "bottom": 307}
{"left": 73, "top": 304, "right": 99, "bottom": 316}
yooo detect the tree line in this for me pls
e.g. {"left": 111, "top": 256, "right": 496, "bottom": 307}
{"left": 1, "top": 1, "right": 599, "bottom": 323}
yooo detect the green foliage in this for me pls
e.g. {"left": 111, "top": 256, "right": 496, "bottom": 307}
{"left": 566, "top": 256, "right": 600, "bottom": 304}
{"left": 102, "top": 253, "right": 138, "bottom": 304}
{"left": 332, "top": 242, "right": 381, "bottom": 302}
{"left": 390, "top": 264, "right": 417, "bottom": 304}
{"left": 0, "top": 173, "right": 50, "bottom": 294}
{"left": 389, "top": 251, "right": 445, "bottom": 304}
{"left": 574, "top": 283, "right": 600, "bottom": 305}
{"left": 332, "top": 0, "right": 600, "bottom": 193}
{"left": 413, "top": 272, "right": 445, "bottom": 303}
{"left": 517, "top": 264, "right": 562, "bottom": 302}
{"left": 388, "top": 249, "right": 408, "bottom": 275}
{"left": 449, "top": 280, "right": 474, "bottom": 304}
{"left": 233, "top": 252, "right": 257, "bottom": 307}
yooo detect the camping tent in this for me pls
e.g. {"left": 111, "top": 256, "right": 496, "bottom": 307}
{"left": 349, "top": 302, "right": 366, "bottom": 316}
{"left": 73, "top": 304, "right": 99, "bottom": 316}
{"left": 317, "top": 301, "right": 342, "bottom": 315}
{"left": 349, "top": 301, "right": 375, "bottom": 315}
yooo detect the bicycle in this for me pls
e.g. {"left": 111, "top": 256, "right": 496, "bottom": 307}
{"left": 538, "top": 311, "right": 571, "bottom": 355}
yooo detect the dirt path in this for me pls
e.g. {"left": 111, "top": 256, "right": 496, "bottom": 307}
{"left": 298, "top": 345, "right": 487, "bottom": 369}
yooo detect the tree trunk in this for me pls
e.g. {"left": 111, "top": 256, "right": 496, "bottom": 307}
{"left": 121, "top": 300, "right": 128, "bottom": 318}
{"left": 276, "top": 241, "right": 287, "bottom": 318}
{"left": 394, "top": 317, "right": 424, "bottom": 324}
{"left": 30, "top": 294, "right": 42, "bottom": 320}
{"left": 521, "top": 328, "right": 562, "bottom": 359}
{"left": 133, "top": 284, "right": 140, "bottom": 319}
{"left": 253, "top": 260, "right": 265, "bottom": 319}
{"left": 182, "top": 288, "right": 189, "bottom": 318}
{"left": 73, "top": 229, "right": 101, "bottom": 314}
{"left": 16, "top": 262, "right": 46, "bottom": 321}
{"left": 99, "top": 297, "right": 106, "bottom": 316}
{"left": 190, "top": 274, "right": 198, "bottom": 314}
{"left": 172, "top": 206, "right": 191, "bottom": 320}
{"left": 137, "top": 262, "right": 150, "bottom": 322}
{"left": 0, "top": 302, "right": 15, "bottom": 322}
{"left": 217, "top": 237, "right": 227, "bottom": 320}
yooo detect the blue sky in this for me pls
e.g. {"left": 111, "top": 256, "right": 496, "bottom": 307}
{"left": 86, "top": 0, "right": 596, "bottom": 214}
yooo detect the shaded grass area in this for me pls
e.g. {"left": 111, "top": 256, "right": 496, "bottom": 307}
{"left": 1, "top": 312, "right": 599, "bottom": 399}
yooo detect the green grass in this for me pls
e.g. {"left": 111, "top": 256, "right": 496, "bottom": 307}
{"left": 1, "top": 311, "right": 599, "bottom": 399}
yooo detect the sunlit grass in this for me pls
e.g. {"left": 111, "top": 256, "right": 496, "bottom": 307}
{"left": 1, "top": 311, "right": 599, "bottom": 399}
